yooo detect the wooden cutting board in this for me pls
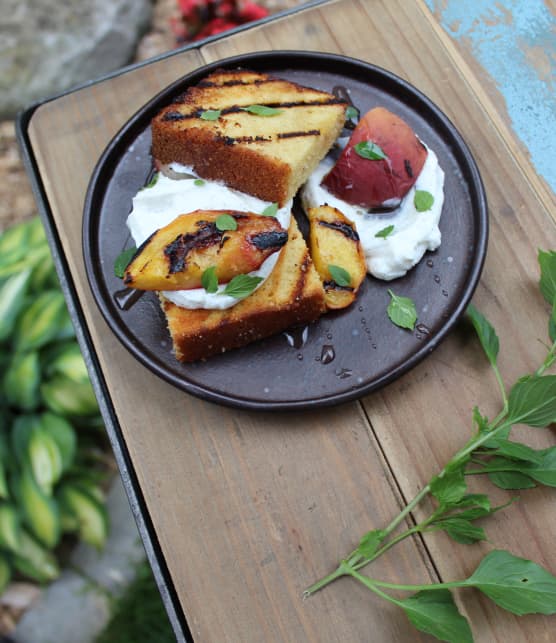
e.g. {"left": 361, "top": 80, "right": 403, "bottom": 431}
{"left": 23, "top": 0, "right": 556, "bottom": 640}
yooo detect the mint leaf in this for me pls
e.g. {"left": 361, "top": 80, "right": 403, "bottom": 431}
{"left": 261, "top": 202, "right": 278, "bottom": 217}
{"left": 538, "top": 249, "right": 556, "bottom": 305}
{"left": 345, "top": 105, "right": 359, "bottom": 120}
{"left": 387, "top": 290, "right": 417, "bottom": 330}
{"left": 200, "top": 109, "right": 221, "bottom": 121}
{"left": 221, "top": 274, "right": 263, "bottom": 299}
{"left": 354, "top": 141, "right": 388, "bottom": 161}
{"left": 434, "top": 518, "right": 487, "bottom": 545}
{"left": 466, "top": 304, "right": 499, "bottom": 367}
{"left": 464, "top": 550, "right": 556, "bottom": 615}
{"left": 194, "top": 179, "right": 205, "bottom": 186}
{"left": 328, "top": 264, "right": 351, "bottom": 287}
{"left": 484, "top": 448, "right": 556, "bottom": 487}
{"left": 114, "top": 247, "right": 137, "bottom": 278}
{"left": 201, "top": 266, "right": 218, "bottom": 294}
{"left": 487, "top": 461, "right": 537, "bottom": 490}
{"left": 398, "top": 590, "right": 473, "bottom": 643}
{"left": 241, "top": 104, "right": 283, "bottom": 116}
{"left": 550, "top": 301, "right": 556, "bottom": 342}
{"left": 375, "top": 225, "right": 394, "bottom": 239}
{"left": 506, "top": 374, "right": 556, "bottom": 427}
{"left": 356, "top": 529, "right": 386, "bottom": 559}
{"left": 430, "top": 467, "right": 467, "bottom": 506}
{"left": 215, "top": 214, "right": 237, "bottom": 231}
{"left": 490, "top": 439, "right": 544, "bottom": 464}
{"left": 414, "top": 190, "right": 434, "bottom": 212}
{"left": 144, "top": 172, "right": 159, "bottom": 189}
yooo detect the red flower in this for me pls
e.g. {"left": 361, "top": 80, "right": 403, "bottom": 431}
{"left": 173, "top": 0, "right": 269, "bottom": 43}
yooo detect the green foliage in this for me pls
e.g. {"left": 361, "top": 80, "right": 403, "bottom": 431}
{"left": 0, "top": 217, "right": 110, "bottom": 589}
{"left": 95, "top": 560, "right": 175, "bottom": 643}
{"left": 305, "top": 249, "right": 556, "bottom": 641}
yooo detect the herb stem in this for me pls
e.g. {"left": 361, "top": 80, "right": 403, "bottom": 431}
{"left": 352, "top": 526, "right": 423, "bottom": 572}
{"left": 303, "top": 566, "right": 346, "bottom": 597}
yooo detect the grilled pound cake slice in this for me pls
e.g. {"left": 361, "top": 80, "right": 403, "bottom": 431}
{"left": 160, "top": 217, "right": 326, "bottom": 362}
{"left": 152, "top": 69, "right": 347, "bottom": 206}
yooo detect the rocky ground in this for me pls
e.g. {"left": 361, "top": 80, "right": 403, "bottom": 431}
{"left": 0, "top": 0, "right": 306, "bottom": 636}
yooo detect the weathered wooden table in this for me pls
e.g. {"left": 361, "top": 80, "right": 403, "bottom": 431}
{"left": 18, "top": 1, "right": 556, "bottom": 641}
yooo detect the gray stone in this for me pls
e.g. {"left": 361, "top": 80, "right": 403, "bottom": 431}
{"left": 13, "top": 569, "right": 110, "bottom": 643}
{"left": 0, "top": 0, "right": 152, "bottom": 118}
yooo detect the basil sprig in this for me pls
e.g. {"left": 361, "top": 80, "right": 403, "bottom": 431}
{"left": 241, "top": 104, "right": 283, "bottom": 116}
{"left": 220, "top": 274, "right": 263, "bottom": 299}
{"left": 304, "top": 248, "right": 556, "bottom": 642}
{"left": 114, "top": 247, "right": 137, "bottom": 278}
{"left": 200, "top": 109, "right": 221, "bottom": 121}
{"left": 328, "top": 264, "right": 351, "bottom": 287}
{"left": 354, "top": 140, "right": 388, "bottom": 161}
{"left": 215, "top": 214, "right": 237, "bottom": 231}
{"left": 414, "top": 190, "right": 435, "bottom": 212}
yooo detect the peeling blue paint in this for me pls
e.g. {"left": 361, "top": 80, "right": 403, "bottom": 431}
{"left": 425, "top": 0, "right": 555, "bottom": 195}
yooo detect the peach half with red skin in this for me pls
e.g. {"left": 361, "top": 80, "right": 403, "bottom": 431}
{"left": 321, "top": 107, "right": 428, "bottom": 209}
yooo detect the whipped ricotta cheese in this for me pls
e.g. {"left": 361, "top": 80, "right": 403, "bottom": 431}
{"left": 301, "top": 146, "right": 445, "bottom": 280}
{"left": 126, "top": 166, "right": 292, "bottom": 310}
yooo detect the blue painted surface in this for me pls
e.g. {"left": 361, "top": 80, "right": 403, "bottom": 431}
{"left": 425, "top": 0, "right": 556, "bottom": 195}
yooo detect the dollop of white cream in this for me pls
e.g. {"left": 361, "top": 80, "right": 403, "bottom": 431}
{"left": 301, "top": 147, "right": 445, "bottom": 280}
{"left": 126, "top": 166, "right": 292, "bottom": 309}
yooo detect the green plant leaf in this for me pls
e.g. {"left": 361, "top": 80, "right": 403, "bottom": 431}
{"left": 194, "top": 178, "right": 205, "bottom": 186}
{"left": 354, "top": 140, "right": 388, "bottom": 161}
{"left": 215, "top": 214, "right": 237, "bottom": 231}
{"left": 220, "top": 274, "right": 263, "bottom": 299}
{"left": 430, "top": 467, "right": 467, "bottom": 506}
{"left": 506, "top": 374, "right": 556, "bottom": 427}
{"left": 413, "top": 190, "right": 435, "bottom": 212}
{"left": 538, "top": 249, "right": 556, "bottom": 305}
{"left": 201, "top": 266, "right": 218, "bottom": 294}
{"left": 345, "top": 105, "right": 359, "bottom": 120}
{"left": 488, "top": 469, "right": 537, "bottom": 490}
{"left": 200, "top": 109, "right": 221, "bottom": 121}
{"left": 356, "top": 529, "right": 386, "bottom": 559}
{"left": 114, "top": 247, "right": 137, "bottom": 278}
{"left": 466, "top": 304, "right": 499, "bottom": 367}
{"left": 387, "top": 290, "right": 417, "bottom": 330}
{"left": 241, "top": 104, "right": 283, "bottom": 116}
{"left": 375, "top": 225, "right": 394, "bottom": 239}
{"left": 144, "top": 172, "right": 159, "bottom": 189}
{"left": 464, "top": 550, "right": 556, "bottom": 615}
{"left": 549, "top": 301, "right": 556, "bottom": 342}
{"left": 490, "top": 439, "right": 544, "bottom": 464}
{"left": 398, "top": 590, "right": 473, "bottom": 643}
{"left": 433, "top": 518, "right": 487, "bottom": 545}
{"left": 261, "top": 202, "right": 278, "bottom": 217}
{"left": 328, "top": 264, "right": 351, "bottom": 287}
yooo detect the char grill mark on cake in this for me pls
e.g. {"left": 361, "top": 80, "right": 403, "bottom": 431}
{"left": 317, "top": 219, "right": 360, "bottom": 241}
{"left": 164, "top": 222, "right": 222, "bottom": 274}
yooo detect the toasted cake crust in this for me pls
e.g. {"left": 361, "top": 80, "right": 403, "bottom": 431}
{"left": 160, "top": 218, "right": 326, "bottom": 362}
{"left": 151, "top": 69, "right": 347, "bottom": 205}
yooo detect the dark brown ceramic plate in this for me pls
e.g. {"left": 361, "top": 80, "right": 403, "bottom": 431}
{"left": 83, "top": 51, "right": 487, "bottom": 410}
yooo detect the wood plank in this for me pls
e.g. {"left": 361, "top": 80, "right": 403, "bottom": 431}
{"left": 202, "top": 1, "right": 556, "bottom": 640}
{"left": 25, "top": 0, "right": 556, "bottom": 640}
{"left": 26, "top": 17, "right": 437, "bottom": 643}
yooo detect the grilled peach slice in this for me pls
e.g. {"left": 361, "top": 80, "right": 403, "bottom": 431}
{"left": 322, "top": 107, "right": 427, "bottom": 208}
{"left": 123, "top": 210, "right": 288, "bottom": 290}
{"left": 307, "top": 205, "right": 366, "bottom": 310}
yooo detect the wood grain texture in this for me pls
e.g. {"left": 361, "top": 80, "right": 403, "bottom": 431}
{"left": 26, "top": 0, "right": 556, "bottom": 641}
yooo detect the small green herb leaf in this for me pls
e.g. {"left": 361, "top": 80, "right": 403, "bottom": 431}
{"left": 144, "top": 173, "right": 159, "bottom": 189}
{"left": 398, "top": 590, "right": 473, "bottom": 643}
{"left": 538, "top": 249, "right": 556, "bottom": 305}
{"left": 215, "top": 214, "right": 238, "bottom": 231}
{"left": 506, "top": 374, "right": 556, "bottom": 428}
{"left": 433, "top": 518, "right": 487, "bottom": 545}
{"left": 345, "top": 105, "right": 359, "bottom": 121}
{"left": 430, "top": 467, "right": 467, "bottom": 506}
{"left": 114, "top": 247, "right": 137, "bottom": 278}
{"left": 221, "top": 274, "right": 263, "bottom": 299}
{"left": 356, "top": 529, "right": 386, "bottom": 559}
{"left": 490, "top": 439, "right": 544, "bottom": 465}
{"left": 194, "top": 179, "right": 205, "bottom": 186}
{"left": 354, "top": 140, "right": 388, "bottom": 161}
{"left": 241, "top": 104, "right": 283, "bottom": 116}
{"left": 549, "top": 301, "right": 556, "bottom": 342}
{"left": 487, "top": 464, "right": 537, "bottom": 490}
{"left": 201, "top": 266, "right": 218, "bottom": 294}
{"left": 375, "top": 225, "right": 394, "bottom": 239}
{"left": 414, "top": 190, "right": 435, "bottom": 212}
{"left": 387, "top": 290, "right": 417, "bottom": 330}
{"left": 200, "top": 109, "right": 221, "bottom": 121}
{"left": 328, "top": 265, "right": 351, "bottom": 287}
{"left": 464, "top": 550, "right": 556, "bottom": 615}
{"left": 466, "top": 304, "right": 499, "bottom": 367}
{"left": 261, "top": 203, "right": 278, "bottom": 217}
